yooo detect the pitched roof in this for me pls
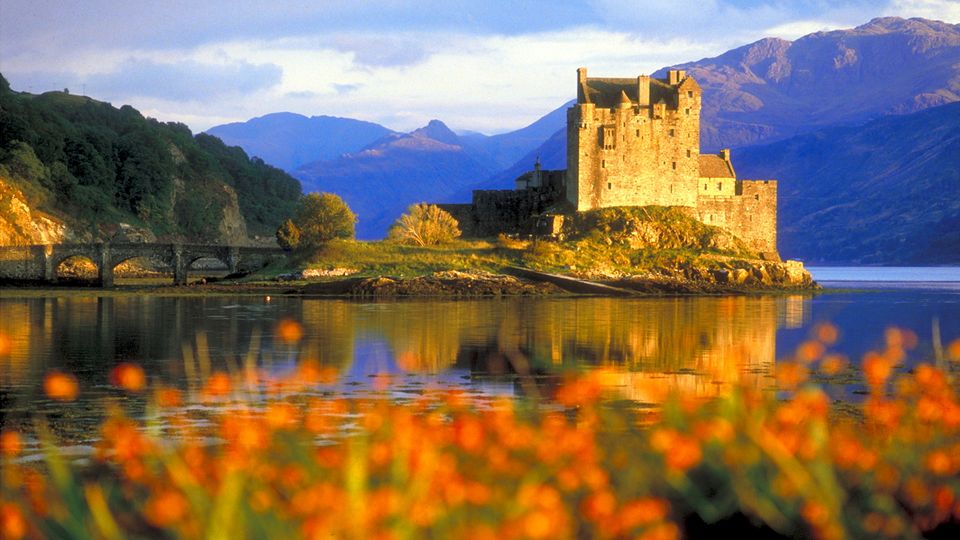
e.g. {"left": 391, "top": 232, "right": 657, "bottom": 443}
{"left": 699, "top": 155, "right": 735, "bottom": 178}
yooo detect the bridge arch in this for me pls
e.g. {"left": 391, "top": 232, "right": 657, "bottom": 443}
{"left": 0, "top": 242, "right": 284, "bottom": 286}
{"left": 53, "top": 254, "right": 99, "bottom": 283}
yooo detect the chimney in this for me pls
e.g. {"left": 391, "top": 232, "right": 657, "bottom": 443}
{"left": 577, "top": 67, "right": 588, "bottom": 103}
{"left": 668, "top": 69, "right": 686, "bottom": 85}
{"left": 637, "top": 75, "right": 650, "bottom": 106}
{"left": 720, "top": 149, "right": 730, "bottom": 162}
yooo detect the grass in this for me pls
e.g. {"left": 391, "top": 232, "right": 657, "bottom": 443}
{"left": 290, "top": 235, "right": 760, "bottom": 282}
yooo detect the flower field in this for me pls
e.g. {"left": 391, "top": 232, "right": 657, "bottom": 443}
{"left": 2, "top": 324, "right": 960, "bottom": 539}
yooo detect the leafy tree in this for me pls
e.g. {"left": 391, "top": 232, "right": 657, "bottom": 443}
{"left": 294, "top": 193, "right": 356, "bottom": 248}
{"left": 0, "top": 82, "right": 302, "bottom": 241}
{"left": 276, "top": 219, "right": 300, "bottom": 251}
{"left": 1, "top": 142, "right": 47, "bottom": 183}
{"left": 388, "top": 203, "right": 461, "bottom": 246}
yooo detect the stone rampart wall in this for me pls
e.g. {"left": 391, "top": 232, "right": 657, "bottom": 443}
{"left": 696, "top": 180, "right": 778, "bottom": 256}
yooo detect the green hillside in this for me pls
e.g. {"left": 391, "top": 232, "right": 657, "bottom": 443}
{"left": 0, "top": 74, "right": 301, "bottom": 242}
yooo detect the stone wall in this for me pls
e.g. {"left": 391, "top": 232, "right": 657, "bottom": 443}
{"left": 437, "top": 204, "right": 476, "bottom": 237}
{"left": 696, "top": 180, "right": 778, "bottom": 257}
{"left": 567, "top": 71, "right": 702, "bottom": 211}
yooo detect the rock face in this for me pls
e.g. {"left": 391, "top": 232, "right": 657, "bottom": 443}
{"left": 216, "top": 184, "right": 249, "bottom": 245}
{"left": 0, "top": 179, "right": 66, "bottom": 245}
{"left": 609, "top": 258, "right": 817, "bottom": 293}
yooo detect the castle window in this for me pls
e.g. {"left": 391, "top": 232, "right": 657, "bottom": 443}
{"left": 607, "top": 182, "right": 612, "bottom": 190}
{"left": 687, "top": 91, "right": 693, "bottom": 98}
{"left": 685, "top": 108, "right": 690, "bottom": 115}
{"left": 755, "top": 194, "right": 760, "bottom": 200}
{"left": 636, "top": 129, "right": 640, "bottom": 137}
{"left": 672, "top": 162, "right": 677, "bottom": 170}
{"left": 717, "top": 182, "right": 722, "bottom": 191}
{"left": 602, "top": 160, "right": 606, "bottom": 168}
{"left": 704, "top": 184, "right": 707, "bottom": 191}
{"left": 669, "top": 129, "right": 675, "bottom": 137}
{"left": 687, "top": 149, "right": 692, "bottom": 158}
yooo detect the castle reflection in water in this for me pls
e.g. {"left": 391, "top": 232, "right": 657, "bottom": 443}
{"left": 1, "top": 295, "right": 811, "bottom": 409}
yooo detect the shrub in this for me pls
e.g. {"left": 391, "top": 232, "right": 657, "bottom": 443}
{"left": 388, "top": 203, "right": 461, "bottom": 246}
{"left": 294, "top": 193, "right": 356, "bottom": 248}
{"left": 275, "top": 219, "right": 300, "bottom": 251}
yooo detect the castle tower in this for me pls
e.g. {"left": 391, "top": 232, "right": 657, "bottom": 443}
{"left": 566, "top": 68, "right": 702, "bottom": 211}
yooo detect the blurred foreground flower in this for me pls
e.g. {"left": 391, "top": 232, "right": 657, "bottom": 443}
{"left": 42, "top": 371, "right": 78, "bottom": 401}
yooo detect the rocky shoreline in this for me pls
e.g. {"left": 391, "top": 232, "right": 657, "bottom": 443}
{"left": 0, "top": 260, "right": 818, "bottom": 297}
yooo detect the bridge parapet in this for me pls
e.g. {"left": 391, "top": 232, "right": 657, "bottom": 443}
{"left": 0, "top": 242, "right": 284, "bottom": 286}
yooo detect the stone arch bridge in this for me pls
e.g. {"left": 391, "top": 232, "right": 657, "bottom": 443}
{"left": 0, "top": 243, "right": 284, "bottom": 286}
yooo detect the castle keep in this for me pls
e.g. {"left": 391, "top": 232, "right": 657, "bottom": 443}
{"left": 443, "top": 67, "right": 779, "bottom": 258}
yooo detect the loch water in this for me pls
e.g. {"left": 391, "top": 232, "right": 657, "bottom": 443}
{"left": 1, "top": 267, "right": 958, "bottom": 458}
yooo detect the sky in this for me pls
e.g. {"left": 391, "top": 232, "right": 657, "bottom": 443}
{"left": 1, "top": 0, "right": 959, "bottom": 135}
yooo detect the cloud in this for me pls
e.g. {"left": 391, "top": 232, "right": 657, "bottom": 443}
{"left": 328, "top": 35, "right": 432, "bottom": 67}
{"left": 884, "top": 0, "right": 960, "bottom": 22}
{"left": 84, "top": 58, "right": 282, "bottom": 102}
{"left": 333, "top": 84, "right": 361, "bottom": 95}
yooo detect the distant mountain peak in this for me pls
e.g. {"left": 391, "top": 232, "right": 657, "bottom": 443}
{"left": 411, "top": 119, "right": 461, "bottom": 145}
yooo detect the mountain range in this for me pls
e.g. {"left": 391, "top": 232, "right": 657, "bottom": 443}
{"left": 735, "top": 101, "right": 960, "bottom": 264}
{"left": 207, "top": 16, "right": 960, "bottom": 261}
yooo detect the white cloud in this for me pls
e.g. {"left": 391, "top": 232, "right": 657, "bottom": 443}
{"left": 885, "top": 0, "right": 960, "bottom": 22}
{"left": 763, "top": 20, "right": 847, "bottom": 40}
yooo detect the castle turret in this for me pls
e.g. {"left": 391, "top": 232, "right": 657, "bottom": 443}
{"left": 637, "top": 75, "right": 650, "bottom": 107}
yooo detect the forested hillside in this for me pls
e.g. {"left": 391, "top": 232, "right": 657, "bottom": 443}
{"left": 0, "top": 74, "right": 301, "bottom": 243}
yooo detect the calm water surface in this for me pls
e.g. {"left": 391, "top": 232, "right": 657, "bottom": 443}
{"left": 1, "top": 267, "right": 958, "bottom": 458}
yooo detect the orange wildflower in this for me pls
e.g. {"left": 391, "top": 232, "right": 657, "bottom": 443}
{"left": 796, "top": 340, "right": 826, "bottom": 363}
{"left": 276, "top": 319, "right": 303, "bottom": 344}
{"left": 523, "top": 510, "right": 555, "bottom": 538}
{"left": 154, "top": 387, "right": 182, "bottom": 407}
{"left": 864, "top": 398, "right": 903, "bottom": 429}
{"left": 454, "top": 417, "right": 485, "bottom": 453}
{"left": 144, "top": 489, "right": 188, "bottom": 527}
{"left": 265, "top": 402, "right": 298, "bottom": 430}
{"left": 582, "top": 489, "right": 617, "bottom": 521}
{"left": 203, "top": 371, "right": 232, "bottom": 397}
{"left": 775, "top": 362, "right": 808, "bottom": 390}
{"left": 948, "top": 338, "right": 960, "bottom": 361}
{"left": 802, "top": 501, "right": 830, "bottom": 527}
{"left": 0, "top": 503, "right": 26, "bottom": 540}
{"left": 619, "top": 497, "right": 670, "bottom": 529}
{"left": 109, "top": 362, "right": 146, "bottom": 392}
{"left": 555, "top": 373, "right": 602, "bottom": 407}
{"left": 814, "top": 323, "right": 839, "bottom": 345}
{"left": 639, "top": 522, "right": 680, "bottom": 540}
{"left": 863, "top": 353, "right": 893, "bottom": 388}
{"left": 0, "top": 431, "right": 21, "bottom": 457}
{"left": 819, "top": 354, "right": 847, "bottom": 376}
{"left": 666, "top": 435, "right": 702, "bottom": 472}
{"left": 43, "top": 371, "right": 78, "bottom": 401}
{"left": 925, "top": 450, "right": 953, "bottom": 476}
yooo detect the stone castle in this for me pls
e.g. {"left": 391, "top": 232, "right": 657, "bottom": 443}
{"left": 442, "top": 67, "right": 779, "bottom": 259}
